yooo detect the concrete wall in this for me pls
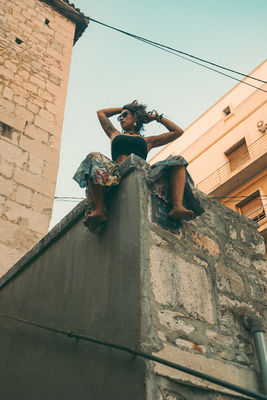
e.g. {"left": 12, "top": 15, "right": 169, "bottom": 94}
{"left": 0, "top": 156, "right": 266, "bottom": 400}
{"left": 0, "top": 0, "right": 87, "bottom": 275}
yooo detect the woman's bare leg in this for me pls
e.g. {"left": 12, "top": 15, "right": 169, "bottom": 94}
{"left": 168, "top": 166, "right": 194, "bottom": 220}
{"left": 84, "top": 179, "right": 107, "bottom": 223}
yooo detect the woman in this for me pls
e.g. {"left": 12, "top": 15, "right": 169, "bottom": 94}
{"left": 73, "top": 101, "right": 203, "bottom": 228}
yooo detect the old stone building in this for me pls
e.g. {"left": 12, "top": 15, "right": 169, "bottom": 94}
{"left": 0, "top": 0, "right": 88, "bottom": 275}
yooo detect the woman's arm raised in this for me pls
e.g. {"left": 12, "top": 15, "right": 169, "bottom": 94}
{"left": 145, "top": 114, "right": 184, "bottom": 151}
{"left": 97, "top": 107, "right": 122, "bottom": 140}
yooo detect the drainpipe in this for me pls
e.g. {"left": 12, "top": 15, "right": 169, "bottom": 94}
{"left": 240, "top": 314, "right": 267, "bottom": 395}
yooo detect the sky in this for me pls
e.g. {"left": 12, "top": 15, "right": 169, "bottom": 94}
{"left": 49, "top": 0, "right": 267, "bottom": 228}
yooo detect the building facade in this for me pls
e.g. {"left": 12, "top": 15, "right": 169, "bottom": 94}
{"left": 151, "top": 60, "right": 267, "bottom": 254}
{"left": 0, "top": 0, "right": 88, "bottom": 275}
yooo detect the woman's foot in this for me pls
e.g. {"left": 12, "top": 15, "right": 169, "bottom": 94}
{"left": 168, "top": 204, "right": 194, "bottom": 221}
{"left": 83, "top": 209, "right": 107, "bottom": 226}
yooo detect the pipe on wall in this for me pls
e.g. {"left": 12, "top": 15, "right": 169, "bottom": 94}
{"left": 241, "top": 314, "right": 267, "bottom": 395}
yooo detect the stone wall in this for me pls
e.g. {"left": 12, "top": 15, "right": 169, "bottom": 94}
{"left": 143, "top": 189, "right": 266, "bottom": 399}
{"left": 0, "top": 0, "right": 86, "bottom": 275}
{"left": 0, "top": 155, "right": 266, "bottom": 399}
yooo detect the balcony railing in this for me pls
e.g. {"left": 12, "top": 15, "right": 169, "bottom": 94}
{"left": 245, "top": 201, "right": 267, "bottom": 227}
{"left": 196, "top": 135, "right": 267, "bottom": 194}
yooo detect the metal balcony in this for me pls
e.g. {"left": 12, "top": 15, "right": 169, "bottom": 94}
{"left": 196, "top": 135, "right": 267, "bottom": 197}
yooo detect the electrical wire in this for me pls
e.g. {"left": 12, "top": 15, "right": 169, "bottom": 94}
{"left": 0, "top": 312, "right": 266, "bottom": 400}
{"left": 88, "top": 17, "right": 267, "bottom": 92}
{"left": 46, "top": 2, "right": 267, "bottom": 93}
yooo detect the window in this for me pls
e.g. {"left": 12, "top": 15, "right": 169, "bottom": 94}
{"left": 0, "top": 122, "right": 12, "bottom": 139}
{"left": 237, "top": 191, "right": 266, "bottom": 222}
{"left": 223, "top": 106, "right": 231, "bottom": 116}
{"left": 225, "top": 138, "right": 249, "bottom": 172}
{"left": 15, "top": 37, "right": 23, "bottom": 45}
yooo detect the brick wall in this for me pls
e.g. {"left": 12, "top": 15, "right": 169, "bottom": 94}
{"left": 0, "top": 0, "right": 77, "bottom": 274}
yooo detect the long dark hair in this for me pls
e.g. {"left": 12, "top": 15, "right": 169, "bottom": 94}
{"left": 123, "top": 101, "right": 147, "bottom": 133}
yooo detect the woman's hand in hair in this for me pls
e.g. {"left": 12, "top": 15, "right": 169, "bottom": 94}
{"left": 144, "top": 110, "right": 158, "bottom": 124}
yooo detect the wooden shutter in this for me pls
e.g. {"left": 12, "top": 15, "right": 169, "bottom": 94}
{"left": 225, "top": 139, "right": 249, "bottom": 172}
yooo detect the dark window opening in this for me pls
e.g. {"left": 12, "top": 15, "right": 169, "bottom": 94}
{"left": 45, "top": 18, "right": 50, "bottom": 25}
{"left": 15, "top": 37, "right": 23, "bottom": 45}
{"left": 223, "top": 106, "right": 231, "bottom": 116}
{"left": 0, "top": 122, "right": 12, "bottom": 139}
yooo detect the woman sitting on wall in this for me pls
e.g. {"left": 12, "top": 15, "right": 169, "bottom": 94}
{"left": 73, "top": 100, "right": 203, "bottom": 228}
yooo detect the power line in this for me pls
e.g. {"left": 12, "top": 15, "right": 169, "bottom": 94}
{"left": 89, "top": 17, "right": 267, "bottom": 93}
{"left": 49, "top": 3, "right": 267, "bottom": 93}
{"left": 0, "top": 312, "right": 266, "bottom": 400}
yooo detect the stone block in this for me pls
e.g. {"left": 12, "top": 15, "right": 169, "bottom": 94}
{"left": 0, "top": 174, "right": 16, "bottom": 198}
{"left": 29, "top": 75, "right": 46, "bottom": 89}
{"left": 150, "top": 247, "right": 215, "bottom": 324}
{"left": 34, "top": 115, "right": 60, "bottom": 136}
{"left": 218, "top": 295, "right": 259, "bottom": 316}
{"left": 5, "top": 199, "right": 49, "bottom": 234}
{"left": 0, "top": 243, "right": 24, "bottom": 276}
{"left": 31, "top": 60, "right": 44, "bottom": 73}
{"left": 26, "top": 102, "right": 39, "bottom": 114}
{"left": 224, "top": 243, "right": 250, "bottom": 268}
{"left": 0, "top": 139, "right": 27, "bottom": 168}
{"left": 39, "top": 108, "right": 56, "bottom": 123}
{"left": 49, "top": 65, "right": 65, "bottom": 79}
{"left": 4, "top": 60, "right": 17, "bottom": 73}
{"left": 31, "top": 192, "right": 52, "bottom": 213}
{"left": 28, "top": 153, "right": 44, "bottom": 175}
{"left": 46, "top": 46, "right": 64, "bottom": 62}
{"left": 157, "top": 310, "right": 196, "bottom": 334}
{"left": 42, "top": 161, "right": 57, "bottom": 182}
{"left": 215, "top": 262, "right": 245, "bottom": 298}
{"left": 19, "top": 135, "right": 58, "bottom": 164}
{"left": 23, "top": 81, "right": 38, "bottom": 94}
{"left": 37, "top": 88, "right": 53, "bottom": 102}
{"left": 191, "top": 231, "right": 220, "bottom": 257}
{"left": 13, "top": 167, "right": 55, "bottom": 198}
{"left": 24, "top": 123, "right": 49, "bottom": 143}
{"left": 10, "top": 185, "right": 33, "bottom": 207}
{"left": 15, "top": 104, "right": 34, "bottom": 123}
{"left": 0, "top": 158, "right": 14, "bottom": 178}
{"left": 252, "top": 259, "right": 267, "bottom": 279}
{"left": 46, "top": 80, "right": 62, "bottom": 96}
{"left": 153, "top": 344, "right": 259, "bottom": 395}
{"left": 0, "top": 110, "right": 26, "bottom": 132}
{"left": 0, "top": 97, "right": 15, "bottom": 113}
{"left": 3, "top": 86, "right": 14, "bottom": 101}
{"left": 14, "top": 95, "right": 27, "bottom": 107}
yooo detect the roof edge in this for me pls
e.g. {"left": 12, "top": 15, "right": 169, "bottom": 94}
{"left": 39, "top": 0, "right": 89, "bottom": 44}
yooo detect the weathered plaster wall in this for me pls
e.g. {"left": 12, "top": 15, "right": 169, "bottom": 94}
{"left": 0, "top": 0, "right": 77, "bottom": 274}
{"left": 0, "top": 156, "right": 266, "bottom": 400}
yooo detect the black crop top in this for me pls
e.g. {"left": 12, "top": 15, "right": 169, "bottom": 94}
{"left": 111, "top": 134, "right": 148, "bottom": 161}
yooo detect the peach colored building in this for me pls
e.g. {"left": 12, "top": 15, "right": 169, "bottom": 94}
{"left": 0, "top": 0, "right": 88, "bottom": 275}
{"left": 151, "top": 60, "right": 267, "bottom": 253}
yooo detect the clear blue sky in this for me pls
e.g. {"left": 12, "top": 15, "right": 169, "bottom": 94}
{"left": 50, "top": 0, "right": 267, "bottom": 228}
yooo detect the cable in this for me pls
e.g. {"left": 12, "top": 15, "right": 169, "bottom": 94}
{"left": 127, "top": 36, "right": 267, "bottom": 93}
{"left": 46, "top": 2, "right": 267, "bottom": 93}
{"left": 0, "top": 312, "right": 266, "bottom": 400}
{"left": 89, "top": 17, "right": 267, "bottom": 89}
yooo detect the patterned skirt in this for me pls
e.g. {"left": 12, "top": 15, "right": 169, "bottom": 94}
{"left": 73, "top": 152, "right": 204, "bottom": 229}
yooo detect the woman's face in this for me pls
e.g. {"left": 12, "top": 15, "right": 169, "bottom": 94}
{"left": 118, "top": 110, "right": 135, "bottom": 131}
